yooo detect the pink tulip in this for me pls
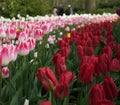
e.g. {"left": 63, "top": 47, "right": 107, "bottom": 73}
{"left": 2, "top": 67, "right": 9, "bottom": 78}
{"left": 6, "top": 27, "right": 16, "bottom": 39}
{"left": 17, "top": 41, "right": 30, "bottom": 56}
{"left": 1, "top": 45, "right": 10, "bottom": 66}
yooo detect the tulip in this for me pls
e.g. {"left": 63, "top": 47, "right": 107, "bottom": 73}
{"left": 77, "top": 45, "right": 86, "bottom": 59}
{"left": 58, "top": 40, "right": 69, "bottom": 49}
{"left": 52, "top": 52, "right": 62, "bottom": 64}
{"left": 60, "top": 46, "right": 70, "bottom": 57}
{"left": 102, "top": 46, "right": 112, "bottom": 59}
{"left": 34, "top": 29, "right": 44, "bottom": 41}
{"left": 59, "top": 71, "right": 75, "bottom": 84}
{"left": 17, "top": 41, "right": 30, "bottom": 56}
{"left": 102, "top": 76, "right": 118, "bottom": 99}
{"left": 48, "top": 35, "right": 56, "bottom": 44}
{"left": 1, "top": 45, "right": 10, "bottom": 66}
{"left": 54, "top": 56, "right": 66, "bottom": 76}
{"left": 39, "top": 101, "right": 52, "bottom": 105}
{"left": 55, "top": 82, "right": 69, "bottom": 99}
{"left": 36, "top": 67, "right": 57, "bottom": 91}
{"left": 98, "top": 53, "right": 111, "bottom": 74}
{"left": 78, "top": 63, "right": 94, "bottom": 84}
{"left": 2, "top": 67, "right": 9, "bottom": 78}
{"left": 111, "top": 58, "right": 120, "bottom": 72}
{"left": 6, "top": 27, "right": 16, "bottom": 39}
{"left": 89, "top": 84, "right": 106, "bottom": 105}
{"left": 87, "top": 46, "right": 94, "bottom": 56}
{"left": 9, "top": 44, "right": 18, "bottom": 62}
{"left": 95, "top": 99, "right": 115, "bottom": 105}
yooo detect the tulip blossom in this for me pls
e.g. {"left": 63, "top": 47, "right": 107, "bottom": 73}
{"left": 111, "top": 58, "right": 120, "bottom": 72}
{"left": 2, "top": 67, "right": 9, "bottom": 78}
{"left": 17, "top": 41, "right": 30, "bottom": 56}
{"left": 78, "top": 63, "right": 94, "bottom": 84}
{"left": 1, "top": 45, "right": 10, "bottom": 66}
{"left": 59, "top": 71, "right": 75, "bottom": 84}
{"left": 0, "top": 27, "right": 6, "bottom": 38}
{"left": 95, "top": 99, "right": 115, "bottom": 105}
{"left": 98, "top": 53, "right": 111, "bottom": 74}
{"left": 102, "top": 46, "right": 112, "bottom": 59}
{"left": 36, "top": 67, "right": 57, "bottom": 91}
{"left": 89, "top": 84, "right": 106, "bottom": 105}
{"left": 77, "top": 45, "right": 86, "bottom": 59}
{"left": 55, "top": 82, "right": 69, "bottom": 99}
{"left": 9, "top": 44, "right": 18, "bottom": 62}
{"left": 60, "top": 46, "right": 70, "bottom": 57}
{"left": 34, "top": 29, "right": 44, "bottom": 41}
{"left": 102, "top": 76, "right": 118, "bottom": 99}
{"left": 39, "top": 101, "right": 52, "bottom": 105}
{"left": 58, "top": 40, "right": 69, "bottom": 49}
{"left": 6, "top": 27, "right": 16, "bottom": 39}
{"left": 54, "top": 56, "right": 66, "bottom": 76}
{"left": 48, "top": 35, "right": 56, "bottom": 44}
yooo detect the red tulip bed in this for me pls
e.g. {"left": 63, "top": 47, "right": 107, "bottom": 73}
{"left": 0, "top": 14, "right": 120, "bottom": 105}
{"left": 37, "top": 21, "right": 120, "bottom": 105}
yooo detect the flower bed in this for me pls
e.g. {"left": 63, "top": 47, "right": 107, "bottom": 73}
{"left": 0, "top": 13, "right": 120, "bottom": 105}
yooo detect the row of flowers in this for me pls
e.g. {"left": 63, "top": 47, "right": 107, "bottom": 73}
{"left": 37, "top": 20, "right": 120, "bottom": 105}
{"left": 0, "top": 13, "right": 120, "bottom": 105}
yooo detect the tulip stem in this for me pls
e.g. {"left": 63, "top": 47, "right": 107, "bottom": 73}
{"left": 0, "top": 69, "right": 2, "bottom": 104}
{"left": 49, "top": 91, "right": 57, "bottom": 105}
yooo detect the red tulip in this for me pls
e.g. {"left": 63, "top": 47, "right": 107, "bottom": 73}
{"left": 87, "top": 46, "right": 94, "bottom": 56}
{"left": 102, "top": 76, "right": 118, "bottom": 99}
{"left": 95, "top": 99, "right": 115, "bottom": 105}
{"left": 58, "top": 40, "right": 69, "bottom": 49}
{"left": 78, "top": 63, "right": 94, "bottom": 84}
{"left": 89, "top": 84, "right": 106, "bottom": 105}
{"left": 60, "top": 46, "right": 70, "bottom": 57}
{"left": 55, "top": 82, "right": 69, "bottom": 99}
{"left": 98, "top": 54, "right": 111, "bottom": 74}
{"left": 59, "top": 71, "right": 75, "bottom": 84}
{"left": 54, "top": 56, "right": 66, "bottom": 76}
{"left": 52, "top": 52, "right": 62, "bottom": 64}
{"left": 39, "top": 101, "right": 52, "bottom": 105}
{"left": 77, "top": 45, "right": 86, "bottom": 59}
{"left": 36, "top": 67, "right": 57, "bottom": 91}
{"left": 111, "top": 58, "right": 120, "bottom": 72}
{"left": 102, "top": 46, "right": 112, "bottom": 59}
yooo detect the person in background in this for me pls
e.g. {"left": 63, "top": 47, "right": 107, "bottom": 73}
{"left": 53, "top": 7, "right": 58, "bottom": 16}
{"left": 57, "top": 4, "right": 64, "bottom": 16}
{"left": 67, "top": 4, "right": 73, "bottom": 15}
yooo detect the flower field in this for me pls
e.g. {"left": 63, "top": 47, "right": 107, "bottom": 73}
{"left": 0, "top": 13, "right": 120, "bottom": 105}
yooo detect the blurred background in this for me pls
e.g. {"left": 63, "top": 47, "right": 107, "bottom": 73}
{"left": 0, "top": 0, "right": 120, "bottom": 18}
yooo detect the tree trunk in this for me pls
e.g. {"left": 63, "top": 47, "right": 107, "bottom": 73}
{"left": 85, "top": 0, "right": 96, "bottom": 13}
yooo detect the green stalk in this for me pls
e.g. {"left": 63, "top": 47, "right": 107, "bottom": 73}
{"left": 49, "top": 91, "right": 57, "bottom": 105}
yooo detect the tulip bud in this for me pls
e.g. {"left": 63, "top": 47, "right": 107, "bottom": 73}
{"left": 102, "top": 76, "right": 118, "bottom": 99}
{"left": 89, "top": 84, "right": 106, "bottom": 105}
{"left": 36, "top": 67, "right": 57, "bottom": 91}
{"left": 78, "top": 63, "right": 94, "bottom": 84}
{"left": 2, "top": 67, "right": 9, "bottom": 78}
{"left": 55, "top": 82, "right": 69, "bottom": 99}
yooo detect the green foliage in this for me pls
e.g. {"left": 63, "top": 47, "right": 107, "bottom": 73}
{"left": 98, "top": 0, "right": 120, "bottom": 9}
{"left": 0, "top": 0, "right": 53, "bottom": 18}
{"left": 95, "top": 7, "right": 117, "bottom": 14}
